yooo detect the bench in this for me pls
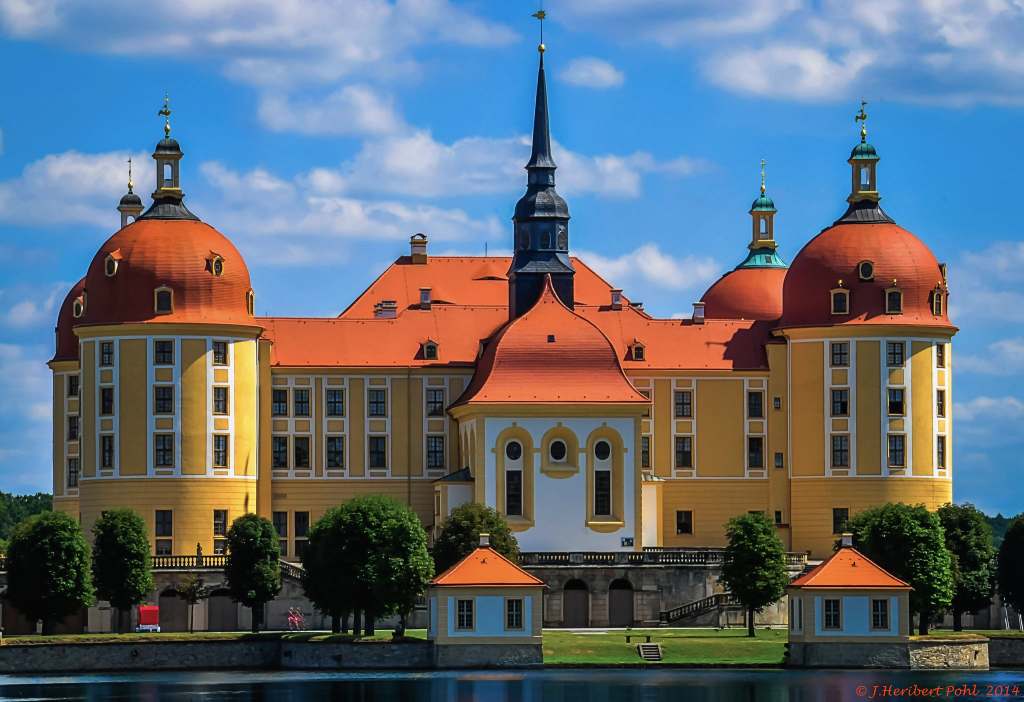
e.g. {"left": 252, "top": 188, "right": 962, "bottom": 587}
{"left": 625, "top": 634, "right": 652, "bottom": 643}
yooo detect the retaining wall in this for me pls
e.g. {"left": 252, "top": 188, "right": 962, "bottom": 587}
{"left": 988, "top": 637, "right": 1024, "bottom": 667}
{"left": 789, "top": 638, "right": 990, "bottom": 670}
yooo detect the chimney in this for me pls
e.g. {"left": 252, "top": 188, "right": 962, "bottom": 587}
{"left": 692, "top": 302, "right": 705, "bottom": 324}
{"left": 479, "top": 532, "right": 491, "bottom": 547}
{"left": 410, "top": 233, "right": 428, "bottom": 264}
{"left": 374, "top": 300, "right": 398, "bottom": 319}
{"left": 841, "top": 532, "right": 853, "bottom": 548}
{"left": 610, "top": 289, "right": 623, "bottom": 310}
{"left": 419, "top": 287, "right": 432, "bottom": 310}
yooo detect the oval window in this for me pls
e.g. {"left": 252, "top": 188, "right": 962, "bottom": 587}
{"left": 505, "top": 441, "right": 523, "bottom": 461}
{"left": 594, "top": 440, "right": 611, "bottom": 461}
{"left": 104, "top": 257, "right": 118, "bottom": 277}
{"left": 858, "top": 260, "right": 874, "bottom": 281}
{"left": 213, "top": 258, "right": 224, "bottom": 276}
{"left": 549, "top": 440, "right": 567, "bottom": 462}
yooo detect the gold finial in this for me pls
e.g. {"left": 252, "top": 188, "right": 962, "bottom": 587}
{"left": 159, "top": 94, "right": 172, "bottom": 138}
{"left": 127, "top": 157, "right": 134, "bottom": 193}
{"left": 855, "top": 99, "right": 868, "bottom": 143}
{"left": 760, "top": 158, "right": 767, "bottom": 196}
{"left": 532, "top": 3, "right": 546, "bottom": 53}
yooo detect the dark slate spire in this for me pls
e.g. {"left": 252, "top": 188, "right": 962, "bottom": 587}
{"left": 508, "top": 48, "right": 574, "bottom": 320}
{"left": 140, "top": 95, "right": 199, "bottom": 221}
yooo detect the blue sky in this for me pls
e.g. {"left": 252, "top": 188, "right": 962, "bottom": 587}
{"left": 0, "top": 1, "right": 1022, "bottom": 515}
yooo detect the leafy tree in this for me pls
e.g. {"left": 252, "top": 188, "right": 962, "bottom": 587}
{"left": 720, "top": 512, "right": 789, "bottom": 637}
{"left": 175, "top": 574, "right": 210, "bottom": 633}
{"left": 432, "top": 503, "right": 519, "bottom": 574}
{"left": 937, "top": 503, "right": 996, "bottom": 631}
{"left": 224, "top": 514, "right": 280, "bottom": 633}
{"left": 848, "top": 503, "right": 953, "bottom": 635}
{"left": 92, "top": 508, "right": 154, "bottom": 633}
{"left": 301, "top": 507, "right": 355, "bottom": 634}
{"left": 0, "top": 492, "right": 52, "bottom": 546}
{"left": 986, "top": 513, "right": 1019, "bottom": 549}
{"left": 6, "top": 511, "right": 94, "bottom": 634}
{"left": 997, "top": 516, "right": 1024, "bottom": 615}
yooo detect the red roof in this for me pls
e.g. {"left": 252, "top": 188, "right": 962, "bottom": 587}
{"left": 52, "top": 277, "right": 86, "bottom": 362}
{"left": 789, "top": 546, "right": 910, "bottom": 589}
{"left": 454, "top": 276, "right": 649, "bottom": 405}
{"left": 432, "top": 546, "right": 545, "bottom": 587}
{"left": 701, "top": 267, "right": 787, "bottom": 321}
{"left": 781, "top": 221, "right": 954, "bottom": 330}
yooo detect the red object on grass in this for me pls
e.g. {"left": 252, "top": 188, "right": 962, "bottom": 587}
{"left": 138, "top": 605, "right": 159, "bottom": 627}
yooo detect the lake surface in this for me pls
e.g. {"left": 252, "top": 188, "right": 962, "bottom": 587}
{"left": 0, "top": 669, "right": 1021, "bottom": 701}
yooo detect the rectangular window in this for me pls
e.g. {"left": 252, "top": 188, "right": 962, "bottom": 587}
{"left": 831, "top": 388, "right": 849, "bottom": 417}
{"left": 368, "top": 436, "right": 387, "bottom": 469}
{"left": 887, "top": 388, "right": 905, "bottom": 416}
{"left": 456, "top": 599, "right": 474, "bottom": 630}
{"left": 747, "top": 437, "right": 764, "bottom": 469}
{"left": 367, "top": 389, "right": 387, "bottom": 417}
{"left": 213, "top": 386, "right": 228, "bottom": 415}
{"left": 888, "top": 434, "right": 906, "bottom": 468}
{"left": 273, "top": 511, "right": 288, "bottom": 556}
{"left": 213, "top": 509, "right": 228, "bottom": 537}
{"left": 155, "top": 509, "right": 173, "bottom": 537}
{"left": 594, "top": 471, "right": 612, "bottom": 517}
{"left": 213, "top": 539, "right": 227, "bottom": 555}
{"left": 936, "top": 390, "right": 946, "bottom": 418}
{"left": 426, "top": 388, "right": 445, "bottom": 417}
{"left": 295, "top": 511, "right": 310, "bottom": 559}
{"left": 505, "top": 469, "right": 523, "bottom": 517}
{"left": 154, "top": 434, "right": 174, "bottom": 467}
{"left": 67, "top": 375, "right": 79, "bottom": 397}
{"left": 832, "top": 507, "right": 850, "bottom": 535}
{"left": 212, "top": 341, "right": 228, "bottom": 366}
{"left": 774, "top": 510, "right": 783, "bottom": 525}
{"left": 101, "top": 435, "right": 115, "bottom": 468}
{"left": 154, "top": 385, "right": 173, "bottom": 414}
{"left": 294, "top": 436, "right": 310, "bottom": 469}
{"left": 101, "top": 387, "right": 115, "bottom": 415}
{"left": 506, "top": 598, "right": 524, "bottom": 631}
{"left": 830, "top": 342, "right": 850, "bottom": 368}
{"left": 325, "top": 389, "right": 345, "bottom": 417}
{"left": 272, "top": 389, "right": 288, "bottom": 417}
{"left": 674, "top": 390, "right": 693, "bottom": 418}
{"left": 641, "top": 436, "right": 651, "bottom": 469}
{"left": 872, "top": 599, "right": 889, "bottom": 630}
{"left": 747, "top": 391, "right": 764, "bottom": 419}
{"left": 676, "top": 510, "right": 693, "bottom": 535}
{"left": 154, "top": 340, "right": 174, "bottom": 365}
{"left": 326, "top": 436, "right": 345, "bottom": 469}
{"left": 774, "top": 451, "right": 784, "bottom": 469}
{"left": 272, "top": 436, "right": 288, "bottom": 469}
{"left": 937, "top": 435, "right": 946, "bottom": 469}
{"left": 100, "top": 341, "right": 114, "bottom": 367}
{"left": 293, "top": 388, "right": 310, "bottom": 417}
{"left": 674, "top": 436, "right": 693, "bottom": 469}
{"left": 426, "top": 435, "right": 445, "bottom": 472}
{"left": 213, "top": 434, "right": 229, "bottom": 468}
{"left": 936, "top": 344, "right": 946, "bottom": 368}
{"left": 67, "top": 457, "right": 79, "bottom": 488}
{"left": 155, "top": 539, "right": 172, "bottom": 556}
{"left": 824, "top": 599, "right": 841, "bottom": 630}
{"left": 831, "top": 435, "right": 850, "bottom": 469}
{"left": 67, "top": 415, "right": 79, "bottom": 441}
{"left": 887, "top": 341, "right": 905, "bottom": 367}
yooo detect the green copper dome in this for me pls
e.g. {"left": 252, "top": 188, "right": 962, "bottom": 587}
{"left": 750, "top": 194, "right": 776, "bottom": 212}
{"left": 737, "top": 247, "right": 787, "bottom": 269}
{"left": 850, "top": 141, "right": 879, "bottom": 161}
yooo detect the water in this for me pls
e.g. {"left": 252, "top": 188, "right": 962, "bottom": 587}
{"left": 0, "top": 669, "right": 1020, "bottom": 702}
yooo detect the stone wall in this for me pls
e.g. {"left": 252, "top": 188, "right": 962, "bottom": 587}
{"left": 0, "top": 640, "right": 279, "bottom": 674}
{"left": 789, "top": 639, "right": 990, "bottom": 670}
{"left": 908, "top": 638, "right": 989, "bottom": 670}
{"left": 434, "top": 643, "right": 543, "bottom": 668}
{"left": 985, "top": 637, "right": 1024, "bottom": 668}
{"left": 281, "top": 640, "right": 432, "bottom": 669}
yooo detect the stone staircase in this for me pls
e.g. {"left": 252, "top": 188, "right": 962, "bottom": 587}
{"left": 658, "top": 592, "right": 742, "bottom": 626}
{"left": 637, "top": 643, "right": 663, "bottom": 661}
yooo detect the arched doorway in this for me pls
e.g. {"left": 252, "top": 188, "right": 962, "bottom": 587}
{"left": 608, "top": 579, "right": 634, "bottom": 628}
{"left": 158, "top": 589, "right": 188, "bottom": 632}
{"left": 207, "top": 590, "right": 238, "bottom": 631}
{"left": 563, "top": 579, "right": 589, "bottom": 628}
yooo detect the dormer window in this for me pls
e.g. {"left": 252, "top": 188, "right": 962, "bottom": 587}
{"left": 206, "top": 254, "right": 225, "bottom": 277}
{"left": 247, "top": 290, "right": 255, "bottom": 316}
{"left": 72, "top": 293, "right": 86, "bottom": 319}
{"left": 630, "top": 341, "right": 646, "bottom": 362}
{"left": 858, "top": 260, "right": 874, "bottom": 281}
{"left": 422, "top": 341, "right": 439, "bottom": 361}
{"left": 831, "top": 288, "right": 850, "bottom": 315}
{"left": 419, "top": 288, "right": 432, "bottom": 309}
{"left": 885, "top": 286, "right": 903, "bottom": 314}
{"left": 104, "top": 253, "right": 120, "bottom": 277}
{"left": 931, "top": 288, "right": 944, "bottom": 316}
{"left": 154, "top": 286, "right": 173, "bottom": 315}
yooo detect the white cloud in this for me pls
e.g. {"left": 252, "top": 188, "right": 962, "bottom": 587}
{"left": 576, "top": 243, "right": 721, "bottom": 292}
{"left": 2, "top": 282, "right": 66, "bottom": 329}
{"left": 0, "top": 343, "right": 50, "bottom": 421}
{"left": 954, "top": 395, "right": 1024, "bottom": 423}
{"left": 258, "top": 85, "right": 405, "bottom": 136}
{"left": 949, "top": 241, "right": 1024, "bottom": 325}
{"left": 957, "top": 338, "right": 1024, "bottom": 375}
{"left": 559, "top": 57, "right": 625, "bottom": 89}
{"left": 0, "top": 0, "right": 59, "bottom": 36}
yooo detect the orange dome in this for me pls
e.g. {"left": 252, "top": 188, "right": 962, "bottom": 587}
{"left": 701, "top": 267, "right": 787, "bottom": 321}
{"left": 79, "top": 218, "right": 255, "bottom": 327}
{"left": 53, "top": 277, "right": 86, "bottom": 362}
{"left": 780, "top": 221, "right": 952, "bottom": 329}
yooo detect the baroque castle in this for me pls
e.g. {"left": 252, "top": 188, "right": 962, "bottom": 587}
{"left": 48, "top": 49, "right": 954, "bottom": 582}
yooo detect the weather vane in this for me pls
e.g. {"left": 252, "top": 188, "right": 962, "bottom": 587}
{"left": 532, "top": 2, "right": 546, "bottom": 53}
{"left": 127, "top": 157, "right": 134, "bottom": 193}
{"left": 159, "top": 94, "right": 172, "bottom": 138}
{"left": 855, "top": 99, "right": 868, "bottom": 142}
{"left": 760, "top": 158, "right": 767, "bottom": 195}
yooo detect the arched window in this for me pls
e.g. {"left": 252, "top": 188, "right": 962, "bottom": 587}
{"left": 630, "top": 341, "right": 645, "bottom": 362}
{"left": 163, "top": 163, "right": 173, "bottom": 186}
{"left": 759, "top": 218, "right": 768, "bottom": 236}
{"left": 540, "top": 232, "right": 552, "bottom": 249}
{"left": 504, "top": 441, "right": 523, "bottom": 517}
{"left": 885, "top": 288, "right": 903, "bottom": 314}
{"left": 246, "top": 290, "right": 255, "bottom": 316}
{"left": 423, "top": 342, "right": 438, "bottom": 360}
{"left": 593, "top": 440, "right": 612, "bottom": 517}
{"left": 831, "top": 289, "right": 849, "bottom": 315}
{"left": 72, "top": 293, "right": 86, "bottom": 319}
{"left": 931, "top": 288, "right": 944, "bottom": 316}
{"left": 154, "top": 287, "right": 173, "bottom": 314}
{"left": 860, "top": 166, "right": 870, "bottom": 187}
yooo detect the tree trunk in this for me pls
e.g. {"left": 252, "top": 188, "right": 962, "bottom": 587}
{"left": 188, "top": 604, "right": 194, "bottom": 633}
{"left": 364, "top": 610, "right": 375, "bottom": 637}
{"left": 331, "top": 614, "right": 341, "bottom": 634}
{"left": 352, "top": 609, "right": 362, "bottom": 638}
{"left": 251, "top": 606, "right": 261, "bottom": 633}
{"left": 953, "top": 610, "right": 963, "bottom": 632}
{"left": 342, "top": 611, "right": 349, "bottom": 635}
{"left": 918, "top": 609, "right": 929, "bottom": 635}
{"left": 747, "top": 607, "right": 755, "bottom": 637}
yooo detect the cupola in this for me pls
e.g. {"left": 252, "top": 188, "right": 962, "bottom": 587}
{"left": 117, "top": 158, "right": 143, "bottom": 228}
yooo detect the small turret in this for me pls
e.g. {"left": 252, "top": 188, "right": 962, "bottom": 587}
{"left": 141, "top": 94, "right": 199, "bottom": 221}
{"left": 117, "top": 157, "right": 143, "bottom": 228}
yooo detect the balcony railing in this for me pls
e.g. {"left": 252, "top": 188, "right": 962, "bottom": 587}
{"left": 518, "top": 549, "right": 808, "bottom": 568}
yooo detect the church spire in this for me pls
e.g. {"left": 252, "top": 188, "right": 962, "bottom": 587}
{"left": 507, "top": 6, "right": 574, "bottom": 320}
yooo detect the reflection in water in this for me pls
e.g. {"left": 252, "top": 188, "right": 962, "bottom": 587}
{"left": 0, "top": 669, "right": 1019, "bottom": 702}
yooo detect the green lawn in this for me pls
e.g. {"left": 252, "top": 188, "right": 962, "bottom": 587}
{"left": 542, "top": 628, "right": 787, "bottom": 665}
{"left": 920, "top": 630, "right": 1024, "bottom": 640}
